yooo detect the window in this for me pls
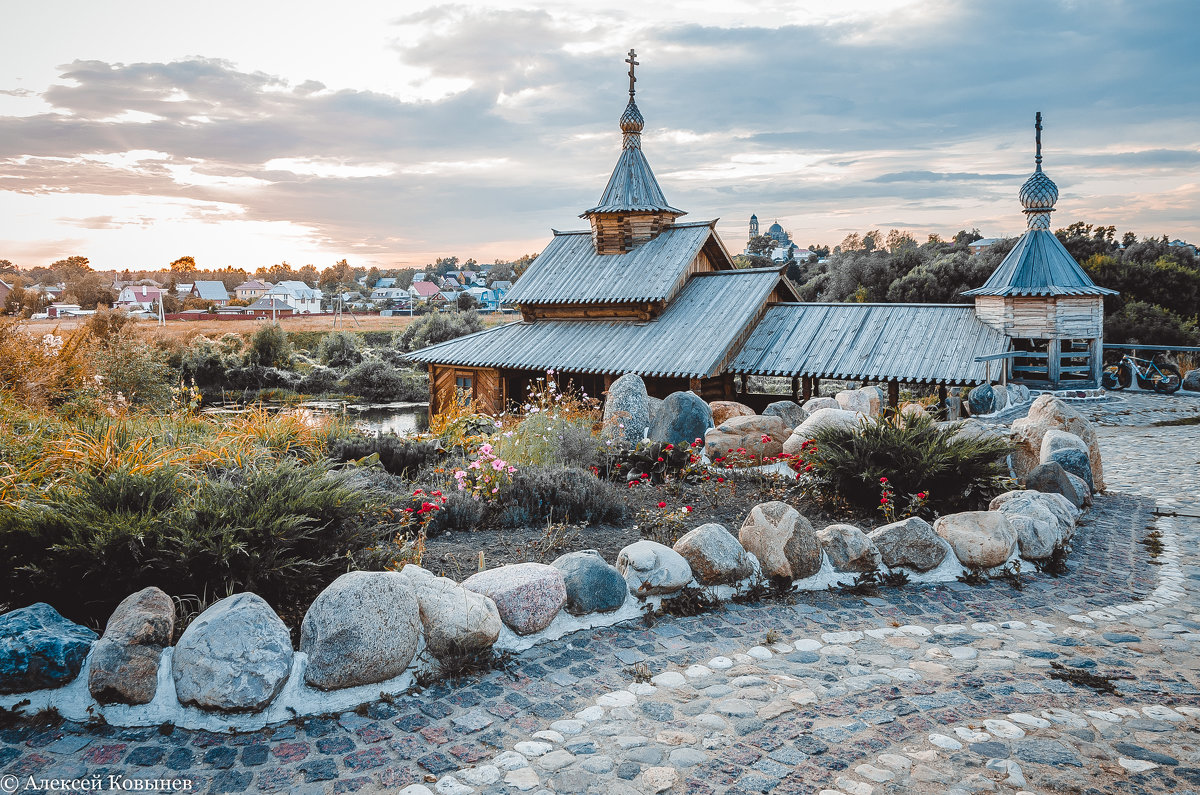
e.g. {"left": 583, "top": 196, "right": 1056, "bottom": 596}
{"left": 455, "top": 374, "right": 473, "bottom": 404}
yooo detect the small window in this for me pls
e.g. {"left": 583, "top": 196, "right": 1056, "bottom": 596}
{"left": 454, "top": 374, "right": 473, "bottom": 404}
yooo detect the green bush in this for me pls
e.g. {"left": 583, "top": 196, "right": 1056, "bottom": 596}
{"left": 316, "top": 330, "right": 363, "bottom": 367}
{"left": 492, "top": 465, "right": 628, "bottom": 527}
{"left": 340, "top": 361, "right": 429, "bottom": 403}
{"left": 90, "top": 334, "right": 176, "bottom": 410}
{"left": 328, "top": 433, "right": 442, "bottom": 476}
{"left": 360, "top": 331, "right": 394, "bottom": 348}
{"left": 798, "top": 414, "right": 1012, "bottom": 516}
{"left": 297, "top": 366, "right": 340, "bottom": 394}
{"left": 425, "top": 490, "right": 485, "bottom": 536}
{"left": 493, "top": 412, "right": 602, "bottom": 470}
{"left": 246, "top": 322, "right": 293, "bottom": 368}
{"left": 397, "top": 310, "right": 483, "bottom": 352}
{"left": 0, "top": 460, "right": 393, "bottom": 625}
{"left": 1104, "top": 300, "right": 1200, "bottom": 346}
{"left": 286, "top": 330, "right": 326, "bottom": 353}
{"left": 179, "top": 334, "right": 243, "bottom": 389}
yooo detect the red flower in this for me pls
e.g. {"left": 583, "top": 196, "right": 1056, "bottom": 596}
{"left": 640, "top": 474, "right": 649, "bottom": 480}
{"left": 804, "top": 464, "right": 813, "bottom": 471}
{"left": 880, "top": 497, "right": 888, "bottom": 504}
{"left": 684, "top": 505, "right": 693, "bottom": 512}
{"left": 657, "top": 501, "right": 667, "bottom": 508}
{"left": 917, "top": 492, "right": 927, "bottom": 499}
{"left": 717, "top": 477, "right": 725, "bottom": 483}
{"left": 665, "top": 443, "right": 674, "bottom": 450}
{"left": 761, "top": 434, "right": 772, "bottom": 443}
{"left": 879, "top": 477, "right": 888, "bottom": 484}
{"left": 657, "top": 457, "right": 664, "bottom": 462}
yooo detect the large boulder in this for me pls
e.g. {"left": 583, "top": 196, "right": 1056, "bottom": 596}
{"left": 738, "top": 501, "right": 822, "bottom": 580}
{"left": 603, "top": 373, "right": 651, "bottom": 447}
{"left": 709, "top": 400, "right": 754, "bottom": 426}
{"left": 991, "top": 385, "right": 1010, "bottom": 413}
{"left": 1184, "top": 369, "right": 1200, "bottom": 392}
{"left": 616, "top": 540, "right": 693, "bottom": 596}
{"left": 899, "top": 402, "right": 931, "bottom": 427}
{"left": 991, "top": 498, "right": 1062, "bottom": 560}
{"left": 944, "top": 418, "right": 1009, "bottom": 447}
{"left": 1047, "top": 448, "right": 1094, "bottom": 493}
{"left": 1008, "top": 384, "right": 1031, "bottom": 404}
{"left": 172, "top": 593, "right": 293, "bottom": 712}
{"left": 1011, "top": 395, "right": 1104, "bottom": 491}
{"left": 835, "top": 389, "right": 873, "bottom": 416}
{"left": 399, "top": 566, "right": 501, "bottom": 659}
{"left": 1024, "top": 461, "right": 1085, "bottom": 508}
{"left": 704, "top": 414, "right": 790, "bottom": 462}
{"left": 301, "top": 571, "right": 420, "bottom": 690}
{"left": 1066, "top": 473, "right": 1093, "bottom": 507}
{"left": 88, "top": 587, "right": 173, "bottom": 705}
{"left": 783, "top": 408, "right": 867, "bottom": 454}
{"left": 1040, "top": 429, "right": 1088, "bottom": 462}
{"left": 462, "top": 563, "right": 567, "bottom": 636}
{"left": 763, "top": 400, "right": 807, "bottom": 428}
{"left": 817, "top": 524, "right": 881, "bottom": 572}
{"left": 967, "top": 383, "right": 995, "bottom": 415}
{"left": 802, "top": 396, "right": 839, "bottom": 414}
{"left": 673, "top": 524, "right": 756, "bottom": 586}
{"left": 648, "top": 391, "right": 714, "bottom": 448}
{"left": 934, "top": 512, "right": 1018, "bottom": 570}
{"left": 0, "top": 603, "right": 96, "bottom": 694}
{"left": 868, "top": 517, "right": 950, "bottom": 572}
{"left": 551, "top": 550, "right": 629, "bottom": 615}
{"left": 990, "top": 490, "right": 1079, "bottom": 542}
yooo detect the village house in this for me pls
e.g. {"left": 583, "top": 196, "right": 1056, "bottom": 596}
{"left": 116, "top": 285, "right": 164, "bottom": 311}
{"left": 408, "top": 280, "right": 441, "bottom": 304}
{"left": 411, "top": 57, "right": 1115, "bottom": 417}
{"left": 190, "top": 281, "right": 230, "bottom": 305}
{"left": 245, "top": 297, "right": 295, "bottom": 317}
{"left": 234, "top": 279, "right": 273, "bottom": 302}
{"left": 263, "top": 280, "right": 322, "bottom": 313}
{"left": 968, "top": 238, "right": 1002, "bottom": 255}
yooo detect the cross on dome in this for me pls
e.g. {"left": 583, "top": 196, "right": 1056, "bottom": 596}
{"left": 1019, "top": 111, "right": 1058, "bottom": 229}
{"left": 626, "top": 49, "right": 639, "bottom": 98}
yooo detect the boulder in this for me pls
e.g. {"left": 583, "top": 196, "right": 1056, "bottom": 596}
{"left": 738, "top": 501, "right": 822, "bottom": 580}
{"left": 934, "top": 512, "right": 1018, "bottom": 570}
{"left": 709, "top": 401, "right": 754, "bottom": 426}
{"left": 835, "top": 389, "right": 873, "bottom": 416}
{"left": 1184, "top": 369, "right": 1200, "bottom": 392}
{"left": 0, "top": 603, "right": 96, "bottom": 694}
{"left": 992, "top": 497, "right": 1062, "bottom": 560}
{"left": 1065, "top": 472, "right": 1093, "bottom": 507}
{"left": 783, "top": 408, "right": 867, "bottom": 454}
{"left": 967, "top": 383, "right": 995, "bottom": 415}
{"left": 172, "top": 593, "right": 293, "bottom": 712}
{"left": 990, "top": 490, "right": 1079, "bottom": 542}
{"left": 991, "top": 385, "right": 1009, "bottom": 412}
{"left": 899, "top": 402, "right": 930, "bottom": 427}
{"left": 802, "top": 396, "right": 839, "bottom": 414}
{"left": 646, "top": 396, "right": 664, "bottom": 430}
{"left": 944, "top": 418, "right": 1008, "bottom": 447}
{"left": 301, "top": 571, "right": 421, "bottom": 690}
{"left": 704, "top": 414, "right": 789, "bottom": 462}
{"left": 648, "top": 391, "right": 714, "bottom": 448}
{"left": 1040, "top": 429, "right": 1089, "bottom": 462}
{"left": 868, "top": 517, "right": 950, "bottom": 572}
{"left": 1011, "top": 395, "right": 1104, "bottom": 491}
{"left": 1047, "top": 448, "right": 1094, "bottom": 493}
{"left": 615, "top": 540, "right": 694, "bottom": 596}
{"left": 816, "top": 524, "right": 881, "bottom": 572}
{"left": 603, "top": 373, "right": 651, "bottom": 447}
{"left": 673, "top": 524, "right": 756, "bottom": 585}
{"left": 551, "top": 550, "right": 629, "bottom": 615}
{"left": 1024, "top": 461, "right": 1085, "bottom": 508}
{"left": 462, "top": 563, "right": 567, "bottom": 636}
{"left": 763, "top": 400, "right": 807, "bottom": 429}
{"left": 88, "top": 587, "right": 173, "bottom": 705}
{"left": 1009, "top": 384, "right": 1031, "bottom": 404}
{"left": 398, "top": 566, "right": 501, "bottom": 659}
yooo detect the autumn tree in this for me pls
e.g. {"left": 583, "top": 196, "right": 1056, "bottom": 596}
{"left": 258, "top": 262, "right": 297, "bottom": 284}
{"left": 297, "top": 264, "right": 320, "bottom": 286}
{"left": 49, "top": 255, "right": 91, "bottom": 282}
{"left": 319, "top": 259, "right": 355, "bottom": 291}
{"left": 170, "top": 256, "right": 198, "bottom": 274}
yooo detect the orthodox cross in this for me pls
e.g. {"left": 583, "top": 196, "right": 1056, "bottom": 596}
{"left": 1035, "top": 111, "right": 1043, "bottom": 169}
{"left": 626, "top": 49, "right": 639, "bottom": 97}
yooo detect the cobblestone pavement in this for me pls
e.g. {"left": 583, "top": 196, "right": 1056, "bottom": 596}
{"left": 3, "top": 393, "right": 1199, "bottom": 795}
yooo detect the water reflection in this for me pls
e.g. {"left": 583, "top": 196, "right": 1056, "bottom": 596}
{"left": 202, "top": 401, "right": 428, "bottom": 436}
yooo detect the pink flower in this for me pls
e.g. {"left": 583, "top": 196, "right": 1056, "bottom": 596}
{"left": 657, "top": 501, "right": 667, "bottom": 508}
{"left": 491, "top": 459, "right": 505, "bottom": 471}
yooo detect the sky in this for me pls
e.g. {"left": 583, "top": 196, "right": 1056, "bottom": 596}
{"left": 1, "top": 0, "right": 1198, "bottom": 272}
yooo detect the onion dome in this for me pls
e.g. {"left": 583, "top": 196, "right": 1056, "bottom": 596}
{"left": 1020, "top": 111, "right": 1058, "bottom": 229}
{"left": 620, "top": 99, "right": 644, "bottom": 135}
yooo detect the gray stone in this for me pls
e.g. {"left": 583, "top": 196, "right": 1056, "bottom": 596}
{"left": 88, "top": 587, "right": 173, "bottom": 705}
{"left": 783, "top": 408, "right": 869, "bottom": 454}
{"left": 991, "top": 498, "right": 1062, "bottom": 560}
{"left": 967, "top": 383, "right": 995, "bottom": 415}
{"left": 1047, "top": 448, "right": 1094, "bottom": 492}
{"left": 738, "top": 501, "right": 822, "bottom": 580}
{"left": 648, "top": 391, "right": 714, "bottom": 448}
{"left": 835, "top": 389, "right": 873, "bottom": 416}
{"left": 1065, "top": 472, "right": 1092, "bottom": 507}
{"left": 816, "top": 524, "right": 881, "bottom": 572}
{"left": 1013, "top": 739, "right": 1081, "bottom": 767}
{"left": 603, "top": 373, "right": 651, "bottom": 447}
{"left": 801, "top": 396, "right": 839, "bottom": 414}
{"left": 708, "top": 400, "right": 754, "bottom": 426}
{"left": 399, "top": 565, "right": 502, "bottom": 659}
{"left": 0, "top": 603, "right": 97, "bottom": 694}
{"left": 1039, "top": 429, "right": 1088, "bottom": 461}
{"left": 991, "top": 384, "right": 1010, "bottom": 412}
{"left": 989, "top": 490, "right": 1079, "bottom": 541}
{"left": 462, "top": 563, "right": 567, "bottom": 635}
{"left": 868, "top": 517, "right": 950, "bottom": 572}
{"left": 1184, "top": 368, "right": 1200, "bottom": 391}
{"left": 704, "top": 414, "right": 789, "bottom": 462}
{"left": 1011, "top": 395, "right": 1105, "bottom": 491}
{"left": 673, "top": 523, "right": 756, "bottom": 586}
{"left": 172, "top": 593, "right": 293, "bottom": 712}
{"left": 616, "top": 540, "right": 693, "bottom": 595}
{"left": 301, "top": 571, "right": 420, "bottom": 690}
{"left": 1024, "top": 461, "right": 1085, "bottom": 508}
{"left": 552, "top": 550, "right": 629, "bottom": 614}
{"left": 762, "top": 400, "right": 807, "bottom": 428}
{"left": 934, "top": 512, "right": 1017, "bottom": 569}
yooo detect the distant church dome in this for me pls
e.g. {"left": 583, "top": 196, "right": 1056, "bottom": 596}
{"left": 768, "top": 222, "right": 784, "bottom": 235}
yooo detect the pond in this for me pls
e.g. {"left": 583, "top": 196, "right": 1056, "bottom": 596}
{"left": 201, "top": 400, "right": 429, "bottom": 436}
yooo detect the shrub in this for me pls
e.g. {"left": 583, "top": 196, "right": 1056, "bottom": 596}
{"left": 246, "top": 322, "right": 293, "bottom": 368}
{"left": 225, "top": 365, "right": 302, "bottom": 391}
{"left": 492, "top": 465, "right": 628, "bottom": 527}
{"left": 791, "top": 414, "right": 1012, "bottom": 516}
{"left": 494, "top": 411, "right": 602, "bottom": 470}
{"left": 179, "top": 335, "right": 242, "bottom": 388}
{"left": 425, "top": 490, "right": 485, "bottom": 537}
{"left": 316, "top": 330, "right": 363, "bottom": 367}
{"left": 90, "top": 333, "right": 176, "bottom": 410}
{"left": 360, "top": 331, "right": 394, "bottom": 348}
{"left": 327, "top": 433, "right": 442, "bottom": 476}
{"left": 397, "top": 310, "right": 484, "bottom": 352}
{"left": 0, "top": 319, "right": 94, "bottom": 407}
{"left": 297, "top": 366, "right": 340, "bottom": 394}
{"left": 340, "top": 361, "right": 428, "bottom": 403}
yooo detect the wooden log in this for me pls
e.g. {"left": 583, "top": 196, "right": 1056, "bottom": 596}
{"left": 812, "top": 378, "right": 821, "bottom": 397}
{"left": 937, "top": 384, "right": 948, "bottom": 421}
{"left": 888, "top": 381, "right": 899, "bottom": 409}
{"left": 802, "top": 376, "right": 812, "bottom": 402}
{"left": 791, "top": 376, "right": 800, "bottom": 402}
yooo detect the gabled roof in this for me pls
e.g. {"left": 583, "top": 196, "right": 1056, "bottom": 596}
{"left": 503, "top": 221, "right": 732, "bottom": 306}
{"left": 248, "top": 297, "right": 293, "bottom": 311}
{"left": 409, "top": 268, "right": 785, "bottom": 379}
{"left": 235, "top": 279, "right": 272, "bottom": 291}
{"left": 266, "top": 280, "right": 321, "bottom": 299}
{"left": 410, "top": 281, "right": 440, "bottom": 297}
{"left": 962, "top": 229, "right": 1117, "bottom": 297}
{"left": 730, "top": 303, "right": 1008, "bottom": 385}
{"left": 192, "top": 281, "right": 229, "bottom": 300}
{"left": 375, "top": 277, "right": 397, "bottom": 288}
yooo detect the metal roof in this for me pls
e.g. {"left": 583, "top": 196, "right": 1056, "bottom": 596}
{"left": 729, "top": 303, "right": 1009, "bottom": 385}
{"left": 191, "top": 280, "right": 230, "bottom": 300}
{"left": 583, "top": 141, "right": 684, "bottom": 216}
{"left": 503, "top": 221, "right": 727, "bottom": 306}
{"left": 962, "top": 229, "right": 1117, "bottom": 297}
{"left": 409, "top": 268, "right": 783, "bottom": 379}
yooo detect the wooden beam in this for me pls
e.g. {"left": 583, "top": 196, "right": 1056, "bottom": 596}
{"left": 791, "top": 376, "right": 800, "bottom": 402}
{"left": 937, "top": 384, "right": 948, "bottom": 421}
{"left": 739, "top": 374, "right": 748, "bottom": 395}
{"left": 802, "top": 376, "right": 812, "bottom": 402}
{"left": 888, "top": 380, "right": 900, "bottom": 409}
{"left": 688, "top": 377, "right": 702, "bottom": 394}
{"left": 1047, "top": 338, "right": 1062, "bottom": 386}
{"left": 812, "top": 378, "right": 821, "bottom": 397}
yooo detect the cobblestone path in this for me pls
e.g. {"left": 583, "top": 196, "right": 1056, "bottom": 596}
{"left": 2, "top": 393, "right": 1199, "bottom": 794}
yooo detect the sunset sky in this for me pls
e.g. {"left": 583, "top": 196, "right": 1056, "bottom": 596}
{"left": 2, "top": 0, "right": 1198, "bottom": 271}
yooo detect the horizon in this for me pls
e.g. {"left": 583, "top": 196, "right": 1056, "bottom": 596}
{"left": 2, "top": 0, "right": 1198, "bottom": 271}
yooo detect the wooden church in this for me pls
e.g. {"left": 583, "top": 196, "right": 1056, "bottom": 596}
{"left": 411, "top": 55, "right": 1115, "bottom": 417}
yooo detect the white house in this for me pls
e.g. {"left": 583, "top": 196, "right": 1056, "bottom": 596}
{"left": 371, "top": 286, "right": 410, "bottom": 303}
{"left": 265, "top": 280, "right": 323, "bottom": 313}
{"left": 116, "top": 285, "right": 165, "bottom": 311}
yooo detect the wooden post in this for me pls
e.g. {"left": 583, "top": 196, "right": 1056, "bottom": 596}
{"left": 1089, "top": 338, "right": 1101, "bottom": 387}
{"left": 688, "top": 377, "right": 702, "bottom": 395}
{"left": 1047, "top": 338, "right": 1061, "bottom": 387}
{"left": 791, "top": 376, "right": 800, "bottom": 403}
{"left": 888, "top": 380, "right": 899, "bottom": 410}
{"left": 812, "top": 378, "right": 821, "bottom": 397}
{"left": 802, "top": 376, "right": 812, "bottom": 402}
{"left": 739, "top": 374, "right": 748, "bottom": 395}
{"left": 937, "top": 384, "right": 948, "bottom": 420}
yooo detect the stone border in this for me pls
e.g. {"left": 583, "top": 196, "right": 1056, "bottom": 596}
{"left": 1070, "top": 511, "right": 1184, "bottom": 624}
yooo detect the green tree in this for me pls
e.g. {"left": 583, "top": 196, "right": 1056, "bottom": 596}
{"left": 364, "top": 266, "right": 382, "bottom": 288}
{"left": 246, "top": 323, "right": 294, "bottom": 368}
{"left": 746, "top": 235, "right": 776, "bottom": 255}
{"left": 49, "top": 255, "right": 91, "bottom": 282}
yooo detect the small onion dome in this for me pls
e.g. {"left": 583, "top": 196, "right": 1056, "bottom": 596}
{"left": 768, "top": 222, "right": 784, "bottom": 235}
{"left": 620, "top": 99, "right": 644, "bottom": 134}
{"left": 1019, "top": 167, "right": 1058, "bottom": 212}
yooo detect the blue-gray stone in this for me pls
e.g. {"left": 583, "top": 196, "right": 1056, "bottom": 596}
{"left": 763, "top": 400, "right": 806, "bottom": 429}
{"left": 1113, "top": 742, "right": 1178, "bottom": 765}
{"left": 968, "top": 383, "right": 995, "bottom": 415}
{"left": 648, "top": 391, "right": 713, "bottom": 447}
{"left": 0, "top": 603, "right": 97, "bottom": 694}
{"left": 552, "top": 550, "right": 628, "bottom": 615}
{"left": 1048, "top": 448, "right": 1094, "bottom": 492}
{"left": 616, "top": 762, "right": 641, "bottom": 780}
{"left": 788, "top": 651, "right": 820, "bottom": 664}
{"left": 970, "top": 741, "right": 1009, "bottom": 758}
{"left": 603, "top": 373, "right": 651, "bottom": 447}
{"left": 1014, "top": 739, "right": 1082, "bottom": 767}
{"left": 1103, "top": 632, "right": 1141, "bottom": 644}
{"left": 1024, "top": 462, "right": 1084, "bottom": 508}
